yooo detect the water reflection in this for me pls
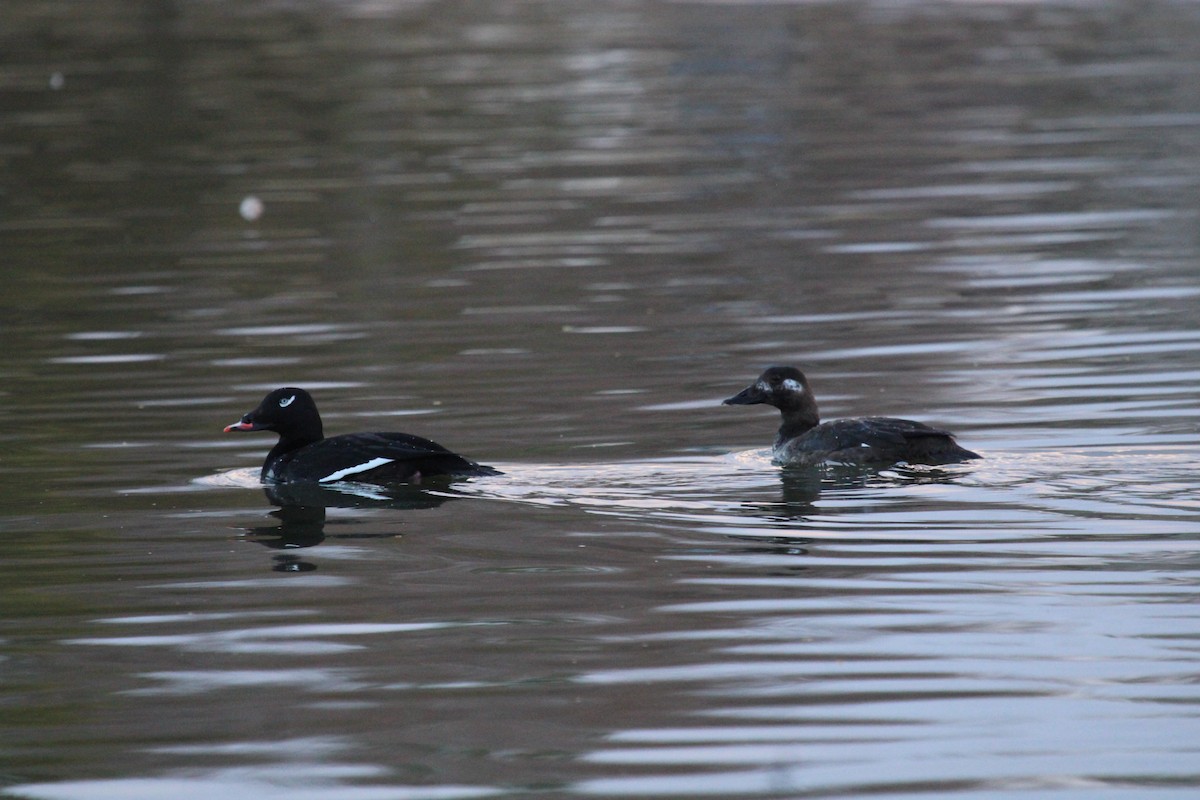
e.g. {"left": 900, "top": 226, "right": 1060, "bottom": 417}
{"left": 239, "top": 479, "right": 470, "bottom": 561}
{"left": 6, "top": 0, "right": 1200, "bottom": 796}
{"left": 244, "top": 505, "right": 329, "bottom": 551}
{"left": 261, "top": 480, "right": 457, "bottom": 512}
{"left": 214, "top": 454, "right": 990, "bottom": 580}
{"left": 741, "top": 463, "right": 978, "bottom": 523}
{"left": 218, "top": 453, "right": 989, "bottom": 572}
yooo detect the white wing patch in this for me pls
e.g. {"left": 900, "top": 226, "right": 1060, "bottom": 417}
{"left": 319, "top": 457, "right": 395, "bottom": 482}
{"left": 278, "top": 395, "right": 296, "bottom": 408}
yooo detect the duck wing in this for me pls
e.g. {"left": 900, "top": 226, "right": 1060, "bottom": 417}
{"left": 277, "top": 432, "right": 498, "bottom": 484}
{"left": 780, "top": 417, "right": 977, "bottom": 466}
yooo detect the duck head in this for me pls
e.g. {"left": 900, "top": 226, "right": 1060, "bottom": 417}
{"left": 724, "top": 365, "right": 821, "bottom": 431}
{"left": 224, "top": 387, "right": 323, "bottom": 443}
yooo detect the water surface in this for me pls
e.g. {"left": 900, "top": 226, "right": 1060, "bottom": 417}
{"left": 2, "top": 1, "right": 1199, "bottom": 798}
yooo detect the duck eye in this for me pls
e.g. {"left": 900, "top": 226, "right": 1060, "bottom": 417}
{"left": 279, "top": 395, "right": 296, "bottom": 408}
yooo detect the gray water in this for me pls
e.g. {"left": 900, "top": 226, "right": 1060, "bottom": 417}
{"left": 2, "top": 1, "right": 1199, "bottom": 797}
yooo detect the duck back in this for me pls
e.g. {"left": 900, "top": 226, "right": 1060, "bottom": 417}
{"left": 776, "top": 416, "right": 979, "bottom": 467}
{"left": 267, "top": 431, "right": 499, "bottom": 484}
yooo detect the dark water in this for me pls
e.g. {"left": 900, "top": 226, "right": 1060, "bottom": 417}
{"left": 3, "top": 1, "right": 1200, "bottom": 797}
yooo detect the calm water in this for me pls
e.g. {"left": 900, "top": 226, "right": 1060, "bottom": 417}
{"left": 2, "top": 1, "right": 1199, "bottom": 797}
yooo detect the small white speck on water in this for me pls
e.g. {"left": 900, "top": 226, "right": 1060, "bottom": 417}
{"left": 239, "top": 195, "right": 264, "bottom": 222}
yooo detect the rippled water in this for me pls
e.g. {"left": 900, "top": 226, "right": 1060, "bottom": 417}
{"left": 3, "top": 1, "right": 1200, "bottom": 798}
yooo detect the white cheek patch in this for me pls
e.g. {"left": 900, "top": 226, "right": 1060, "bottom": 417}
{"left": 319, "top": 457, "right": 395, "bottom": 483}
{"left": 279, "top": 395, "right": 296, "bottom": 408}
{"left": 756, "top": 380, "right": 771, "bottom": 392}
{"left": 780, "top": 378, "right": 805, "bottom": 393}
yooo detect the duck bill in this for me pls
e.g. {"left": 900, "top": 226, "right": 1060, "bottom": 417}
{"left": 224, "top": 419, "right": 262, "bottom": 433}
{"left": 723, "top": 384, "right": 766, "bottom": 406}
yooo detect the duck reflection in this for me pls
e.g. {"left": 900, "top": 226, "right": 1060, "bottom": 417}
{"left": 733, "top": 467, "right": 825, "bottom": 521}
{"left": 261, "top": 479, "right": 454, "bottom": 512}
{"left": 241, "top": 479, "right": 460, "bottom": 557}
{"left": 723, "top": 463, "right": 978, "bottom": 568}
{"left": 738, "top": 462, "right": 973, "bottom": 522}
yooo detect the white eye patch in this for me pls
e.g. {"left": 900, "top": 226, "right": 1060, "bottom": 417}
{"left": 278, "top": 395, "right": 296, "bottom": 408}
{"left": 760, "top": 378, "right": 804, "bottom": 393}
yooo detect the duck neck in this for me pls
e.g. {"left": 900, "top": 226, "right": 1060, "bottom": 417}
{"left": 775, "top": 408, "right": 820, "bottom": 448}
{"left": 266, "top": 429, "right": 323, "bottom": 467}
